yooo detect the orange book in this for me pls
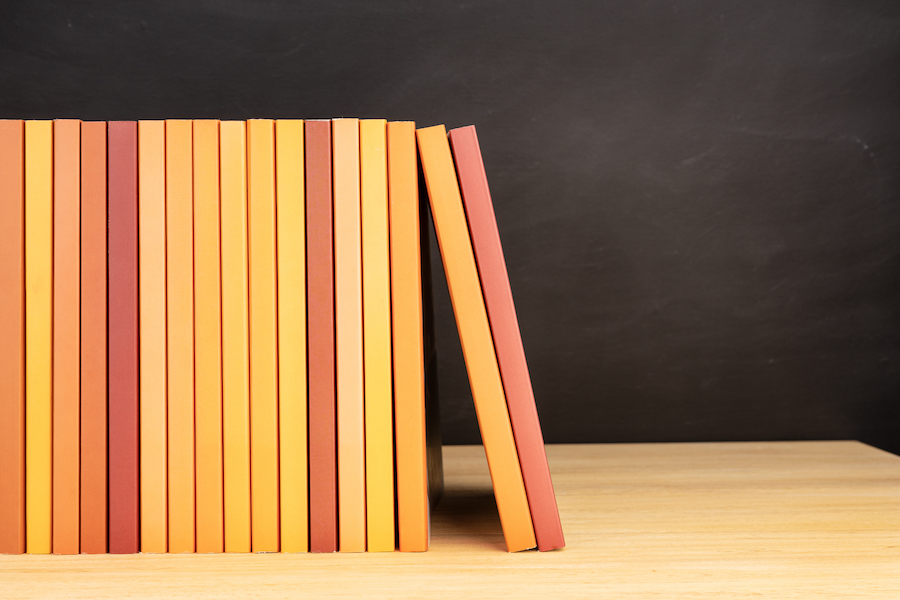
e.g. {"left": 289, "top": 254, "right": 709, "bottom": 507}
{"left": 416, "top": 124, "right": 535, "bottom": 552}
{"left": 0, "top": 120, "right": 25, "bottom": 555}
{"left": 80, "top": 122, "right": 107, "bottom": 554}
{"left": 52, "top": 119, "right": 81, "bottom": 555}
{"left": 247, "top": 119, "right": 280, "bottom": 552}
{"left": 24, "top": 120, "right": 53, "bottom": 555}
{"left": 388, "top": 121, "right": 428, "bottom": 552}
{"left": 275, "top": 119, "right": 307, "bottom": 553}
{"left": 166, "top": 119, "right": 196, "bottom": 553}
{"left": 360, "top": 119, "right": 394, "bottom": 552}
{"left": 220, "top": 121, "right": 251, "bottom": 553}
{"left": 138, "top": 120, "right": 167, "bottom": 553}
{"left": 332, "top": 118, "right": 365, "bottom": 552}
{"left": 193, "top": 120, "right": 224, "bottom": 553}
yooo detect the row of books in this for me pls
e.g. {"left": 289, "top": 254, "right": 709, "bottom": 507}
{"left": 0, "top": 119, "right": 563, "bottom": 555}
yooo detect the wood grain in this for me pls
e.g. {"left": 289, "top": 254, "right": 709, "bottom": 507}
{"left": 1, "top": 442, "right": 897, "bottom": 597}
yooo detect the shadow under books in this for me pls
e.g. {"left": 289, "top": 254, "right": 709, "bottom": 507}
{"left": 430, "top": 488, "right": 505, "bottom": 550}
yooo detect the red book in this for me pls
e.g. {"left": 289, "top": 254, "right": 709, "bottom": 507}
{"left": 108, "top": 121, "right": 140, "bottom": 554}
{"left": 449, "top": 125, "right": 564, "bottom": 551}
{"left": 305, "top": 120, "right": 337, "bottom": 553}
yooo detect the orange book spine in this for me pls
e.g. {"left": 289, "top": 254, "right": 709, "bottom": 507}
{"left": 416, "top": 124, "right": 536, "bottom": 552}
{"left": 220, "top": 121, "right": 251, "bottom": 553}
{"left": 139, "top": 120, "right": 167, "bottom": 553}
{"left": 80, "top": 122, "right": 107, "bottom": 554}
{"left": 166, "top": 119, "right": 196, "bottom": 553}
{"left": 248, "top": 119, "right": 280, "bottom": 552}
{"left": 0, "top": 120, "right": 25, "bottom": 555}
{"left": 193, "top": 120, "right": 224, "bottom": 553}
{"left": 388, "top": 121, "right": 428, "bottom": 552}
{"left": 332, "top": 118, "right": 365, "bottom": 552}
{"left": 52, "top": 119, "right": 81, "bottom": 555}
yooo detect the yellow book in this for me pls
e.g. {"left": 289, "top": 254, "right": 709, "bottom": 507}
{"left": 24, "top": 120, "right": 53, "bottom": 555}
{"left": 361, "top": 119, "right": 394, "bottom": 551}
{"left": 275, "top": 119, "right": 307, "bottom": 553}
{"left": 248, "top": 119, "right": 279, "bottom": 552}
{"left": 220, "top": 121, "right": 252, "bottom": 553}
{"left": 138, "top": 120, "right": 167, "bottom": 553}
{"left": 193, "top": 120, "right": 224, "bottom": 553}
{"left": 166, "top": 119, "right": 196, "bottom": 553}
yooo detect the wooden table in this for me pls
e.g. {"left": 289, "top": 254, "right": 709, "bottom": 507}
{"left": 2, "top": 442, "right": 898, "bottom": 598}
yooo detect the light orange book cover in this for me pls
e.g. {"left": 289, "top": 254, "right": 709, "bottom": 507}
{"left": 193, "top": 119, "right": 224, "bottom": 554}
{"left": 247, "top": 119, "right": 280, "bottom": 552}
{"left": 220, "top": 121, "right": 252, "bottom": 553}
{"left": 332, "top": 117, "right": 365, "bottom": 552}
{"left": 24, "top": 120, "right": 53, "bottom": 555}
{"left": 388, "top": 121, "right": 429, "bottom": 552}
{"left": 0, "top": 120, "right": 25, "bottom": 555}
{"left": 416, "top": 124, "right": 536, "bottom": 552}
{"left": 275, "top": 119, "right": 307, "bottom": 553}
{"left": 166, "top": 119, "right": 196, "bottom": 553}
{"left": 360, "top": 119, "right": 395, "bottom": 552}
{"left": 80, "top": 121, "right": 107, "bottom": 554}
{"left": 52, "top": 119, "right": 81, "bottom": 555}
{"left": 138, "top": 120, "right": 167, "bottom": 553}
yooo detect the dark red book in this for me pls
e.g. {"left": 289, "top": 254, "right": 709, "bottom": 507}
{"left": 306, "top": 120, "right": 338, "bottom": 553}
{"left": 449, "top": 125, "right": 565, "bottom": 551}
{"left": 107, "top": 121, "right": 140, "bottom": 554}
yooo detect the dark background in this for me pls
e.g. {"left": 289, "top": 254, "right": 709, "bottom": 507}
{"left": 2, "top": 1, "right": 898, "bottom": 453}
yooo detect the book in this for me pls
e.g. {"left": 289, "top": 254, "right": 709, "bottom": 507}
{"left": 220, "top": 121, "right": 252, "bottom": 553}
{"left": 24, "top": 120, "right": 53, "bottom": 554}
{"left": 332, "top": 117, "right": 365, "bottom": 553}
{"left": 193, "top": 119, "right": 225, "bottom": 553}
{"left": 52, "top": 119, "right": 81, "bottom": 555}
{"left": 388, "top": 121, "right": 428, "bottom": 552}
{"left": 449, "top": 125, "right": 564, "bottom": 551}
{"left": 108, "top": 121, "right": 140, "bottom": 554}
{"left": 275, "top": 119, "right": 307, "bottom": 553}
{"left": 248, "top": 119, "right": 280, "bottom": 552}
{"left": 166, "top": 119, "right": 196, "bottom": 553}
{"left": 0, "top": 119, "right": 25, "bottom": 555}
{"left": 306, "top": 119, "right": 338, "bottom": 553}
{"left": 80, "top": 121, "right": 108, "bottom": 554}
{"left": 416, "top": 124, "right": 536, "bottom": 552}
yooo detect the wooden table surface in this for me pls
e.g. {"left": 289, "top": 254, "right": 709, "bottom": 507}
{"left": 1, "top": 441, "right": 898, "bottom": 599}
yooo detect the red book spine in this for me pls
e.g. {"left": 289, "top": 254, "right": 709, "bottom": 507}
{"left": 306, "top": 120, "right": 338, "bottom": 553}
{"left": 108, "top": 121, "right": 140, "bottom": 554}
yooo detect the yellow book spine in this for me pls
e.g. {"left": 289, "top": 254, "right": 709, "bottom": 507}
{"left": 166, "top": 119, "right": 196, "bottom": 553}
{"left": 248, "top": 119, "right": 280, "bottom": 552}
{"left": 193, "top": 120, "right": 224, "bottom": 553}
{"left": 333, "top": 118, "right": 365, "bottom": 552}
{"left": 221, "top": 121, "right": 252, "bottom": 553}
{"left": 24, "top": 120, "right": 53, "bottom": 555}
{"left": 275, "top": 119, "right": 307, "bottom": 553}
{"left": 361, "top": 119, "right": 394, "bottom": 552}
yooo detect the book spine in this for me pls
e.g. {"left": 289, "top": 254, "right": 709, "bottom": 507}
{"left": 275, "top": 119, "right": 308, "bottom": 553}
{"left": 138, "top": 120, "right": 168, "bottom": 553}
{"left": 332, "top": 118, "right": 365, "bottom": 553}
{"left": 416, "top": 125, "right": 536, "bottom": 552}
{"left": 166, "top": 119, "right": 195, "bottom": 553}
{"left": 361, "top": 119, "right": 394, "bottom": 552}
{"left": 108, "top": 121, "right": 140, "bottom": 554}
{"left": 220, "top": 121, "right": 252, "bottom": 553}
{"left": 388, "top": 121, "right": 428, "bottom": 552}
{"left": 193, "top": 119, "right": 225, "bottom": 554}
{"left": 449, "top": 125, "right": 564, "bottom": 551}
{"left": 0, "top": 120, "right": 25, "bottom": 555}
{"left": 24, "top": 120, "right": 53, "bottom": 555}
{"left": 52, "top": 119, "right": 81, "bottom": 555}
{"left": 306, "top": 120, "right": 338, "bottom": 553}
{"left": 248, "top": 119, "right": 280, "bottom": 552}
{"left": 80, "top": 121, "right": 107, "bottom": 554}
